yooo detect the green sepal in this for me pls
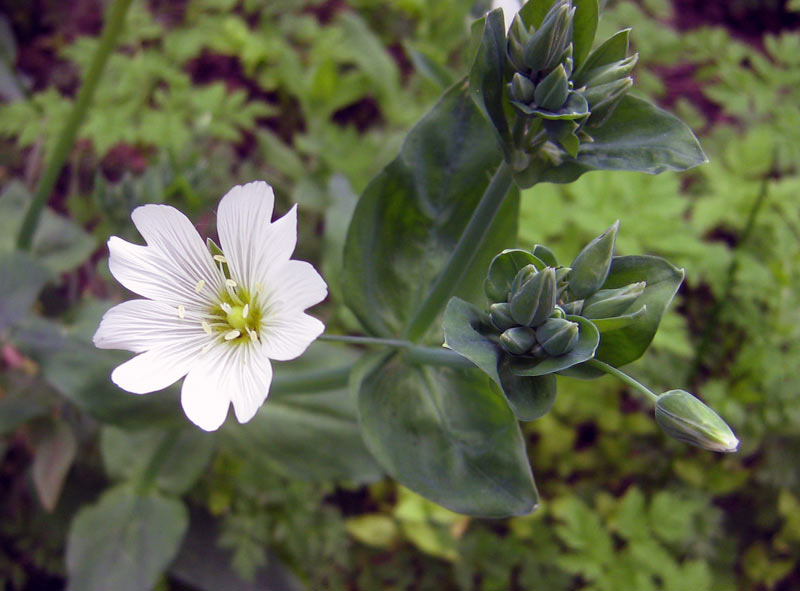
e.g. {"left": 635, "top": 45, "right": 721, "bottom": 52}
{"left": 584, "top": 77, "right": 633, "bottom": 126}
{"left": 489, "top": 302, "right": 517, "bottom": 331}
{"left": 531, "top": 244, "right": 560, "bottom": 267}
{"left": 588, "top": 304, "right": 647, "bottom": 332}
{"left": 568, "top": 220, "right": 619, "bottom": 298}
{"left": 500, "top": 326, "right": 537, "bottom": 355}
{"left": 512, "top": 91, "right": 589, "bottom": 120}
{"left": 498, "top": 357, "right": 557, "bottom": 421}
{"left": 581, "top": 54, "right": 638, "bottom": 88}
{"left": 535, "top": 317, "right": 580, "bottom": 356}
{"left": 510, "top": 315, "right": 599, "bottom": 376}
{"left": 485, "top": 249, "right": 547, "bottom": 303}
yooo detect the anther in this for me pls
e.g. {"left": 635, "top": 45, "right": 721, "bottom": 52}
{"left": 220, "top": 302, "right": 233, "bottom": 314}
{"left": 242, "top": 304, "right": 249, "bottom": 318}
{"left": 224, "top": 330, "right": 241, "bottom": 341}
{"left": 213, "top": 255, "right": 227, "bottom": 263}
{"left": 202, "top": 321, "right": 212, "bottom": 335}
{"left": 177, "top": 305, "right": 185, "bottom": 319}
{"left": 225, "top": 279, "right": 237, "bottom": 288}
{"left": 195, "top": 279, "right": 206, "bottom": 293}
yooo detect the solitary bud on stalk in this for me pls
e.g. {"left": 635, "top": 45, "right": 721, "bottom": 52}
{"left": 535, "top": 317, "right": 580, "bottom": 356}
{"left": 655, "top": 390, "right": 739, "bottom": 453}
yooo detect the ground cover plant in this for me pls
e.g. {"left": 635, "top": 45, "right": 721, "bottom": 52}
{"left": 1, "top": 0, "right": 799, "bottom": 589}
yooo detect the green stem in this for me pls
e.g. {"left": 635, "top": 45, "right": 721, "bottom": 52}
{"left": 16, "top": 0, "right": 133, "bottom": 251}
{"left": 136, "top": 429, "right": 180, "bottom": 495}
{"left": 320, "top": 334, "right": 411, "bottom": 348}
{"left": 403, "top": 160, "right": 514, "bottom": 342}
{"left": 271, "top": 364, "right": 353, "bottom": 394}
{"left": 587, "top": 358, "right": 659, "bottom": 403}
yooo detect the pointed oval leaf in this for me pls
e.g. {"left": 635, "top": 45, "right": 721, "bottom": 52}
{"left": 510, "top": 315, "right": 599, "bottom": 376}
{"left": 357, "top": 354, "right": 538, "bottom": 517}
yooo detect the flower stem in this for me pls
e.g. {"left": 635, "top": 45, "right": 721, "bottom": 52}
{"left": 587, "top": 358, "right": 660, "bottom": 404}
{"left": 271, "top": 364, "right": 353, "bottom": 394}
{"left": 403, "top": 160, "right": 514, "bottom": 343}
{"left": 136, "top": 429, "right": 181, "bottom": 495}
{"left": 320, "top": 334, "right": 411, "bottom": 348}
{"left": 16, "top": 0, "right": 133, "bottom": 251}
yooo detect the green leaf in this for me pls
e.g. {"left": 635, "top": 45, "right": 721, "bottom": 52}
{"left": 572, "top": 0, "right": 599, "bottom": 70}
{"left": 442, "top": 297, "right": 502, "bottom": 386}
{"left": 66, "top": 485, "right": 188, "bottom": 591}
{"left": 404, "top": 42, "right": 454, "bottom": 89}
{"left": 356, "top": 353, "right": 537, "bottom": 517}
{"left": 520, "top": 0, "right": 559, "bottom": 29}
{"left": 342, "top": 82, "right": 512, "bottom": 339}
{"left": 511, "top": 315, "right": 599, "bottom": 376}
{"left": 101, "top": 427, "right": 215, "bottom": 495}
{"left": 498, "top": 357, "right": 557, "bottom": 420}
{"left": 0, "top": 181, "right": 95, "bottom": 274}
{"left": 469, "top": 8, "right": 512, "bottom": 158}
{"left": 0, "top": 251, "right": 49, "bottom": 333}
{"left": 516, "top": 95, "right": 708, "bottom": 187}
{"left": 593, "top": 255, "right": 684, "bottom": 367}
{"left": 484, "top": 249, "right": 548, "bottom": 303}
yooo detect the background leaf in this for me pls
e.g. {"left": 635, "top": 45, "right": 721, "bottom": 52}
{"left": 66, "top": 485, "right": 188, "bottom": 591}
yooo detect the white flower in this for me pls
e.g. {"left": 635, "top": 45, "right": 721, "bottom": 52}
{"left": 93, "top": 181, "right": 327, "bottom": 431}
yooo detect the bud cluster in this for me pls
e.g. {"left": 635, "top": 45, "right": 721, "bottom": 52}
{"left": 489, "top": 265, "right": 581, "bottom": 358}
{"left": 506, "top": 0, "right": 638, "bottom": 163}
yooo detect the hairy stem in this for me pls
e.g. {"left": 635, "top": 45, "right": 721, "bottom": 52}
{"left": 16, "top": 0, "right": 133, "bottom": 251}
{"left": 403, "top": 160, "right": 514, "bottom": 342}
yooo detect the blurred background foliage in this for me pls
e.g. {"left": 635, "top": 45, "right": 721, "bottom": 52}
{"left": 0, "top": 0, "right": 799, "bottom": 589}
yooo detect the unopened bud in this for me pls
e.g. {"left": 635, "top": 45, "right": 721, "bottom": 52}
{"left": 655, "top": 390, "right": 739, "bottom": 453}
{"left": 510, "top": 72, "right": 536, "bottom": 104}
{"left": 535, "top": 317, "right": 579, "bottom": 356}
{"left": 580, "top": 54, "right": 639, "bottom": 88}
{"left": 584, "top": 77, "right": 633, "bottom": 112}
{"left": 568, "top": 221, "right": 619, "bottom": 299}
{"left": 524, "top": 1, "right": 574, "bottom": 73}
{"left": 489, "top": 302, "right": 517, "bottom": 332}
{"left": 510, "top": 267, "right": 557, "bottom": 327}
{"left": 500, "top": 326, "right": 537, "bottom": 355}
{"left": 534, "top": 64, "right": 570, "bottom": 111}
{"left": 581, "top": 281, "right": 646, "bottom": 318}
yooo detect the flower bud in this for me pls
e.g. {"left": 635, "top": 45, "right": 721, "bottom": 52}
{"left": 510, "top": 267, "right": 557, "bottom": 327}
{"left": 534, "top": 64, "right": 570, "bottom": 112}
{"left": 524, "top": 1, "right": 574, "bottom": 73}
{"left": 510, "top": 264, "right": 538, "bottom": 295}
{"left": 507, "top": 14, "right": 531, "bottom": 72}
{"left": 655, "top": 390, "right": 739, "bottom": 453}
{"left": 535, "top": 317, "right": 579, "bottom": 356}
{"left": 510, "top": 72, "right": 536, "bottom": 104}
{"left": 580, "top": 54, "right": 639, "bottom": 88}
{"left": 500, "top": 326, "right": 537, "bottom": 355}
{"left": 489, "top": 302, "right": 517, "bottom": 332}
{"left": 581, "top": 281, "right": 646, "bottom": 318}
{"left": 568, "top": 221, "right": 619, "bottom": 299}
{"left": 584, "top": 77, "right": 633, "bottom": 112}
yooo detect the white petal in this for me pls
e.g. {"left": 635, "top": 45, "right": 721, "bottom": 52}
{"left": 262, "top": 260, "right": 328, "bottom": 313}
{"left": 259, "top": 311, "right": 325, "bottom": 361}
{"left": 181, "top": 341, "right": 272, "bottom": 431}
{"left": 217, "top": 182, "right": 298, "bottom": 287}
{"left": 111, "top": 336, "right": 207, "bottom": 394}
{"left": 94, "top": 299, "right": 208, "bottom": 353}
{"left": 108, "top": 205, "right": 223, "bottom": 307}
